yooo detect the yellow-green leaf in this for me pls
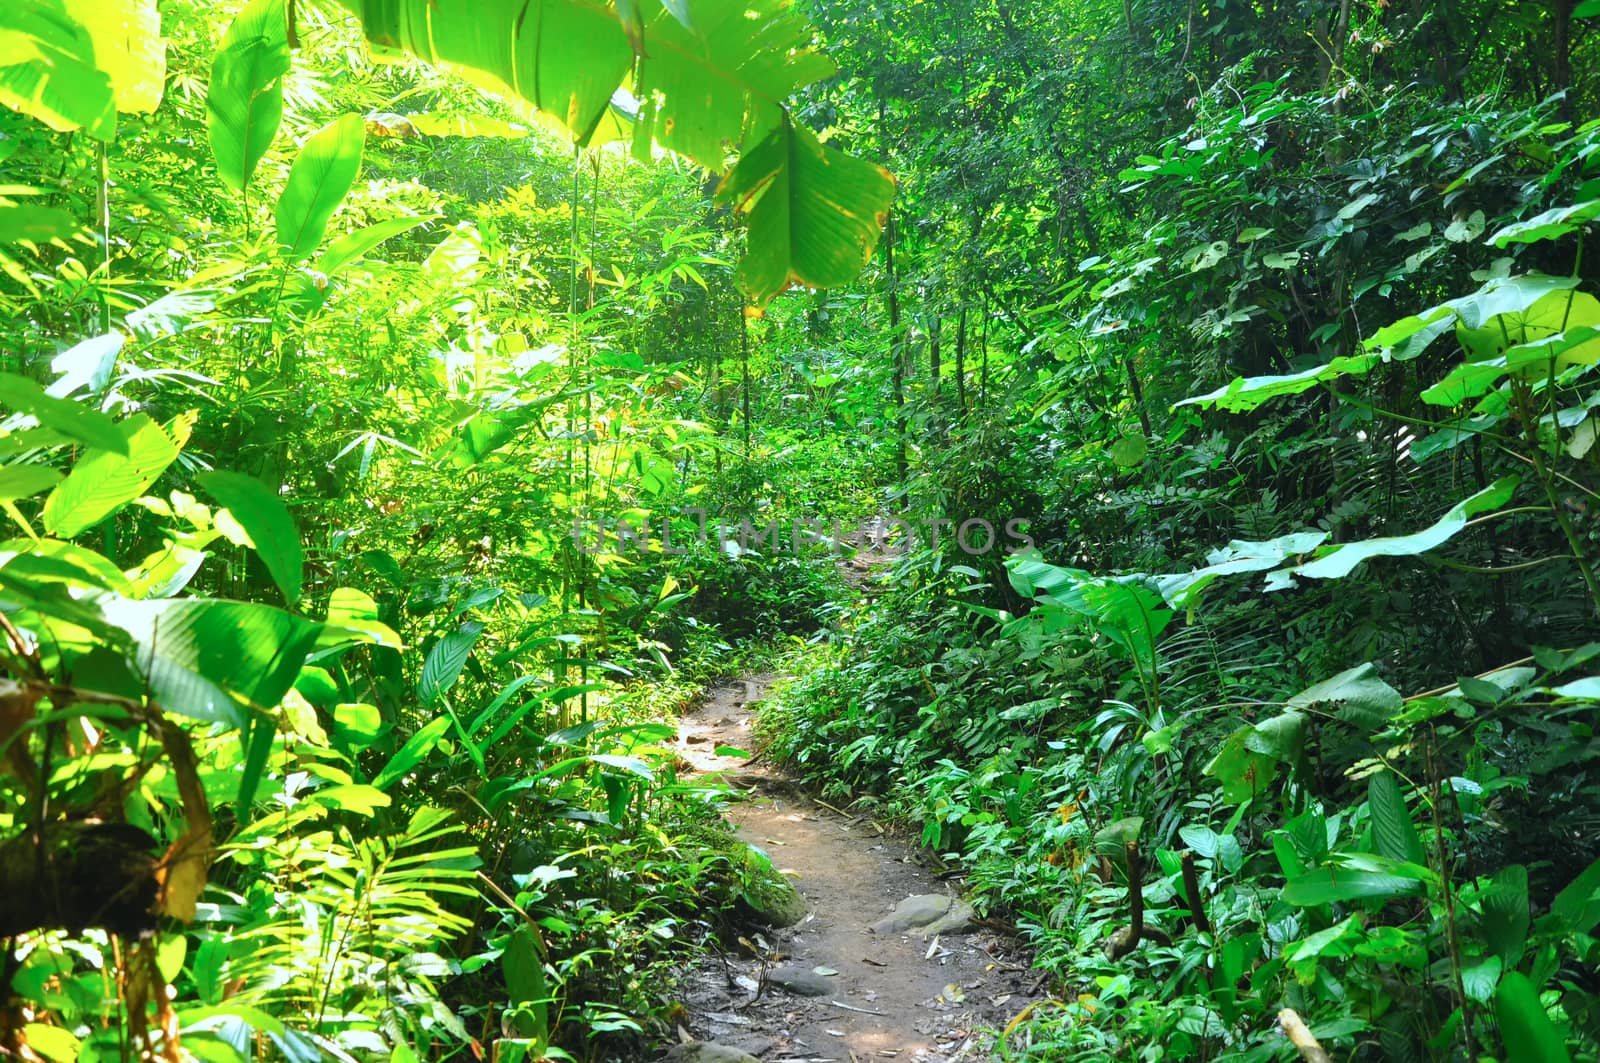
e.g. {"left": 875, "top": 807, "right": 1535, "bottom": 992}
{"left": 275, "top": 113, "right": 365, "bottom": 261}
{"left": 718, "top": 119, "right": 895, "bottom": 307}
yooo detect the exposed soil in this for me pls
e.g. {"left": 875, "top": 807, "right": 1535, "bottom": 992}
{"left": 664, "top": 677, "right": 1040, "bottom": 1062}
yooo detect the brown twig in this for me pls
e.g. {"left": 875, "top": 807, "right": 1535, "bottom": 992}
{"left": 1278, "top": 1008, "right": 1332, "bottom": 1063}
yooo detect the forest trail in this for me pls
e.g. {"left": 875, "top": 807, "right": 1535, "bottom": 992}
{"left": 664, "top": 677, "right": 1039, "bottom": 1063}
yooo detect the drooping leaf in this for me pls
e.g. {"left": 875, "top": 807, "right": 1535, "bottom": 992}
{"left": 46, "top": 334, "right": 123, "bottom": 398}
{"left": 196, "top": 471, "right": 303, "bottom": 605}
{"left": 125, "top": 289, "right": 221, "bottom": 340}
{"left": 1488, "top": 200, "right": 1600, "bottom": 247}
{"left": 716, "top": 118, "right": 895, "bottom": 306}
{"left": 1204, "top": 711, "right": 1305, "bottom": 803}
{"left": 502, "top": 925, "right": 550, "bottom": 1040}
{"left": 275, "top": 113, "right": 366, "bottom": 261}
{"left": 1495, "top": 972, "right": 1572, "bottom": 1063}
{"left": 1551, "top": 855, "right": 1600, "bottom": 936}
{"left": 42, "top": 412, "right": 192, "bottom": 538}
{"left": 1176, "top": 354, "right": 1378, "bottom": 414}
{"left": 207, "top": 0, "right": 289, "bottom": 194}
{"left": 419, "top": 622, "right": 483, "bottom": 704}
{"left": 1155, "top": 531, "right": 1327, "bottom": 608}
{"left": 60, "top": 0, "right": 164, "bottom": 113}
{"left": 1277, "top": 476, "right": 1519, "bottom": 583}
{"left": 99, "top": 596, "right": 324, "bottom": 727}
{"left": 0, "top": 0, "right": 116, "bottom": 139}
{"left": 1286, "top": 663, "right": 1403, "bottom": 730}
{"left": 1480, "top": 864, "right": 1530, "bottom": 969}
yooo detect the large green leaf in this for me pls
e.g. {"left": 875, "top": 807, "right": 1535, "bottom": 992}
{"left": 717, "top": 118, "right": 895, "bottom": 306}
{"left": 1286, "top": 663, "right": 1403, "bottom": 730}
{"left": 1203, "top": 710, "right": 1306, "bottom": 803}
{"left": 1551, "top": 855, "right": 1600, "bottom": 936}
{"left": 335, "top": 0, "right": 887, "bottom": 305}
{"left": 1272, "top": 476, "right": 1519, "bottom": 584}
{"left": 0, "top": 464, "right": 62, "bottom": 502}
{"left": 60, "top": 0, "right": 164, "bottom": 114}
{"left": 0, "top": 0, "right": 116, "bottom": 139}
{"left": 275, "top": 113, "right": 366, "bottom": 261}
{"left": 1488, "top": 200, "right": 1600, "bottom": 247}
{"left": 1495, "top": 972, "right": 1571, "bottom": 1063}
{"left": 1368, "top": 274, "right": 1578, "bottom": 361}
{"left": 502, "top": 924, "right": 550, "bottom": 1040}
{"left": 0, "top": 201, "right": 79, "bottom": 245}
{"left": 1367, "top": 772, "right": 1425, "bottom": 866}
{"left": 1283, "top": 860, "right": 1431, "bottom": 906}
{"left": 99, "top": 596, "right": 324, "bottom": 728}
{"left": 197, "top": 471, "right": 303, "bottom": 606}
{"left": 1154, "top": 532, "right": 1327, "bottom": 608}
{"left": 1455, "top": 289, "right": 1600, "bottom": 363}
{"left": 1480, "top": 864, "right": 1530, "bottom": 969}
{"left": 207, "top": 0, "right": 290, "bottom": 194}
{"left": 373, "top": 716, "right": 452, "bottom": 789}
{"left": 1422, "top": 326, "right": 1600, "bottom": 406}
{"left": 0, "top": 371, "right": 128, "bottom": 453}
{"left": 41, "top": 412, "right": 191, "bottom": 538}
{"left": 419, "top": 622, "right": 483, "bottom": 704}
{"left": 1176, "top": 354, "right": 1378, "bottom": 414}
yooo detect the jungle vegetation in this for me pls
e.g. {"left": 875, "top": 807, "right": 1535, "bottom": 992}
{"left": 1, "top": 0, "right": 1599, "bottom": 1060}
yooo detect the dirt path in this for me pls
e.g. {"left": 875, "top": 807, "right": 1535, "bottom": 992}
{"left": 664, "top": 677, "right": 1039, "bottom": 1063}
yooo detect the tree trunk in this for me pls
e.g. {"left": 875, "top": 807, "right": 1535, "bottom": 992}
{"left": 880, "top": 98, "right": 907, "bottom": 480}
{"left": 1553, "top": 0, "right": 1574, "bottom": 119}
{"left": 954, "top": 305, "right": 968, "bottom": 414}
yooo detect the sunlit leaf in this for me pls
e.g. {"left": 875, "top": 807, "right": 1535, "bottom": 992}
{"left": 1176, "top": 354, "right": 1377, "bottom": 413}
{"left": 207, "top": 0, "right": 289, "bottom": 193}
{"left": 197, "top": 471, "right": 302, "bottom": 605}
{"left": 1279, "top": 476, "right": 1518, "bottom": 583}
{"left": 718, "top": 118, "right": 895, "bottom": 306}
{"left": 316, "top": 215, "right": 434, "bottom": 275}
{"left": 275, "top": 114, "right": 365, "bottom": 261}
{"left": 419, "top": 622, "right": 483, "bottom": 704}
{"left": 61, "top": 0, "right": 164, "bottom": 113}
{"left": 42, "top": 412, "right": 191, "bottom": 538}
{"left": 0, "top": 372, "right": 127, "bottom": 453}
{"left": 0, "top": 0, "right": 116, "bottom": 139}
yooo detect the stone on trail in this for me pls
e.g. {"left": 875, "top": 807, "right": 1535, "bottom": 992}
{"left": 662, "top": 1043, "right": 762, "bottom": 1063}
{"left": 765, "top": 964, "right": 835, "bottom": 996}
{"left": 735, "top": 843, "right": 808, "bottom": 928}
{"left": 869, "top": 893, "right": 976, "bottom": 938}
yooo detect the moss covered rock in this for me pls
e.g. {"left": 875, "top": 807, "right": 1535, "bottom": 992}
{"left": 734, "top": 842, "right": 808, "bottom": 928}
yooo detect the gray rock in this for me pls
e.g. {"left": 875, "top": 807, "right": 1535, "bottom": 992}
{"left": 765, "top": 964, "right": 835, "bottom": 996}
{"left": 662, "top": 1044, "right": 762, "bottom": 1063}
{"left": 921, "top": 898, "right": 976, "bottom": 937}
{"left": 869, "top": 893, "right": 977, "bottom": 938}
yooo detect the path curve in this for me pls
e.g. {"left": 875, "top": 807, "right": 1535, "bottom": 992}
{"left": 664, "top": 678, "right": 1039, "bottom": 1062}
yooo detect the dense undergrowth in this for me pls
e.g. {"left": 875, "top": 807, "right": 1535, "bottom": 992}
{"left": 757, "top": 73, "right": 1600, "bottom": 1063}
{"left": 5, "top": 0, "right": 1600, "bottom": 1061}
